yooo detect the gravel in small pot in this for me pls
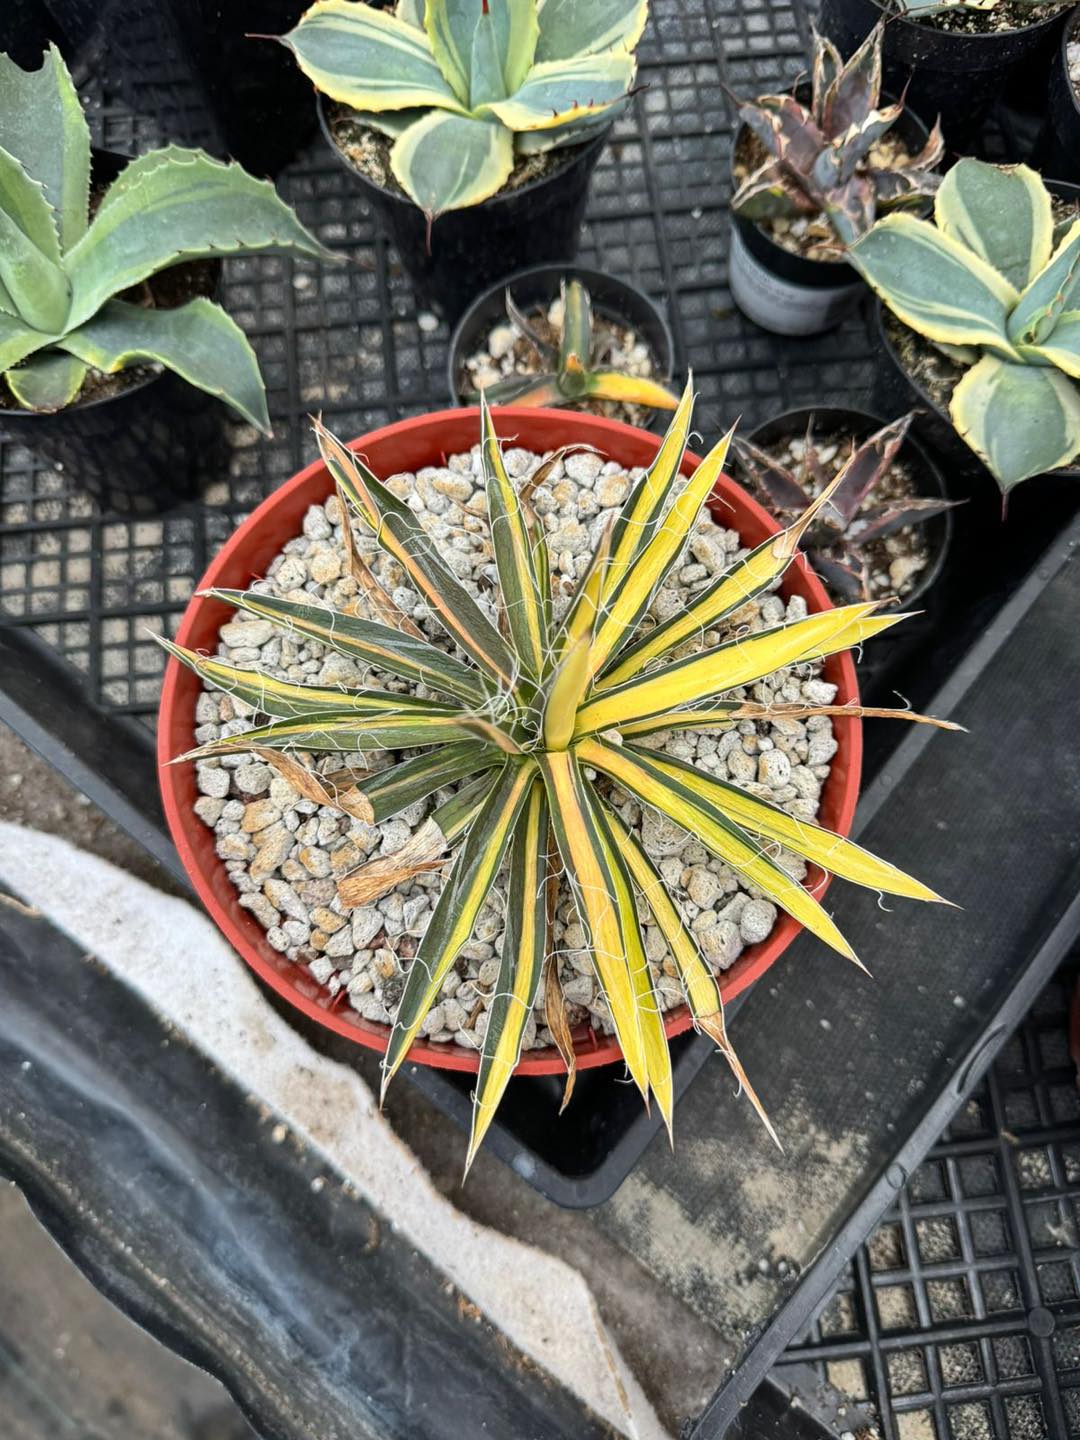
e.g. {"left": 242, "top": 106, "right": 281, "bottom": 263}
{"left": 1036, "top": 5, "right": 1080, "bottom": 183}
{"left": 0, "top": 149, "right": 226, "bottom": 515}
{"left": 157, "top": 408, "right": 869, "bottom": 1096}
{"left": 319, "top": 98, "right": 611, "bottom": 325}
{"left": 727, "top": 60, "right": 936, "bottom": 339}
{"left": 819, "top": 0, "right": 1073, "bottom": 145}
{"left": 447, "top": 264, "right": 676, "bottom": 430}
{"left": 736, "top": 408, "right": 956, "bottom": 611}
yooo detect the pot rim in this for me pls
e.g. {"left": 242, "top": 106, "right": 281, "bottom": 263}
{"left": 865, "top": 0, "right": 1072, "bottom": 41}
{"left": 445, "top": 262, "right": 676, "bottom": 407}
{"left": 316, "top": 94, "right": 611, "bottom": 215}
{"left": 157, "top": 406, "right": 864, "bottom": 1077}
{"left": 743, "top": 403, "right": 955, "bottom": 609}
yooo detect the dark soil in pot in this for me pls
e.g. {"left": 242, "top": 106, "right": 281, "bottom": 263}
{"left": 320, "top": 97, "right": 609, "bottom": 324}
{"left": 819, "top": 0, "right": 1072, "bottom": 145}
{"left": 0, "top": 149, "right": 227, "bottom": 515}
{"left": 1036, "top": 6, "right": 1080, "bottom": 182}
{"left": 740, "top": 408, "right": 954, "bottom": 609}
{"left": 447, "top": 264, "right": 676, "bottom": 430}
{"left": 727, "top": 97, "right": 931, "bottom": 338}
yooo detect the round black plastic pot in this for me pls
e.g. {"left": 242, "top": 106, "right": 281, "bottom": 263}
{"left": 446, "top": 264, "right": 675, "bottom": 423}
{"left": 0, "top": 150, "right": 227, "bottom": 514}
{"left": 818, "top": 0, "right": 1070, "bottom": 145}
{"left": 168, "top": 1, "right": 315, "bottom": 177}
{"left": 727, "top": 101, "right": 930, "bottom": 338}
{"left": 319, "top": 97, "right": 610, "bottom": 324}
{"left": 744, "top": 406, "right": 953, "bottom": 610}
{"left": 1036, "top": 6, "right": 1080, "bottom": 182}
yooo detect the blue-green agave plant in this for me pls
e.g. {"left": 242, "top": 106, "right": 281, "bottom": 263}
{"left": 0, "top": 46, "right": 336, "bottom": 428}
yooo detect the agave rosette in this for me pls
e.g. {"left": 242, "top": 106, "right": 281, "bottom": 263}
{"left": 163, "top": 385, "right": 953, "bottom": 1167}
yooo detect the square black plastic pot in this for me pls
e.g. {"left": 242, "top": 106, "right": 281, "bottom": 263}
{"left": 0, "top": 149, "right": 227, "bottom": 515}
{"left": 818, "top": 0, "right": 1070, "bottom": 146}
{"left": 319, "top": 97, "right": 611, "bottom": 324}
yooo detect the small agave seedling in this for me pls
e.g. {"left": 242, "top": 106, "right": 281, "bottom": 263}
{"left": 163, "top": 384, "right": 956, "bottom": 1167}
{"left": 851, "top": 159, "right": 1080, "bottom": 492}
{"left": 0, "top": 46, "right": 333, "bottom": 426}
{"left": 894, "top": 0, "right": 1055, "bottom": 18}
{"left": 275, "top": 0, "right": 645, "bottom": 224}
{"left": 731, "top": 23, "right": 944, "bottom": 250}
{"left": 734, "top": 414, "right": 960, "bottom": 601}
{"left": 472, "top": 277, "right": 679, "bottom": 410}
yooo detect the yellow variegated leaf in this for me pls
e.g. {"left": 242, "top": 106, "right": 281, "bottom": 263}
{"left": 539, "top": 750, "right": 648, "bottom": 1097}
{"left": 543, "top": 523, "right": 612, "bottom": 747}
{"left": 588, "top": 424, "right": 736, "bottom": 677}
{"left": 466, "top": 779, "right": 549, "bottom": 1171}
{"left": 381, "top": 760, "right": 536, "bottom": 1096}
{"left": 176, "top": 707, "right": 484, "bottom": 759}
{"left": 619, "top": 700, "right": 963, "bottom": 739}
{"left": 628, "top": 745, "right": 948, "bottom": 903}
{"left": 576, "top": 602, "right": 882, "bottom": 735}
{"left": 578, "top": 737, "right": 860, "bottom": 965}
{"left": 481, "top": 54, "right": 635, "bottom": 131}
{"left": 583, "top": 370, "right": 680, "bottom": 410}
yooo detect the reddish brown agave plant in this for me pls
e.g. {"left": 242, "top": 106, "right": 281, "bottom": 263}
{"left": 730, "top": 22, "right": 945, "bottom": 251}
{"left": 734, "top": 414, "right": 961, "bottom": 601}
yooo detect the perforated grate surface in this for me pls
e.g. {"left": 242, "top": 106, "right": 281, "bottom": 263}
{"left": 777, "top": 964, "right": 1080, "bottom": 1440}
{"left": 0, "top": 0, "right": 888, "bottom": 721}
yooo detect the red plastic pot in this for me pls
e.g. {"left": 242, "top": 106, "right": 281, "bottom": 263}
{"left": 158, "top": 408, "right": 863, "bottom": 1076}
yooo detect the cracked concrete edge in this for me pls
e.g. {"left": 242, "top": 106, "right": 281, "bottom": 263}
{"left": 0, "top": 820, "right": 671, "bottom": 1440}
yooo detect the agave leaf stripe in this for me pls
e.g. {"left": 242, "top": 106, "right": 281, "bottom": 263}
{"left": 480, "top": 394, "right": 547, "bottom": 679}
{"left": 316, "top": 422, "right": 522, "bottom": 695}
{"left": 467, "top": 777, "right": 549, "bottom": 1168}
{"left": 205, "top": 586, "right": 492, "bottom": 707}
{"left": 358, "top": 741, "right": 497, "bottom": 823}
{"left": 178, "top": 708, "right": 485, "bottom": 759}
{"left": 382, "top": 759, "right": 536, "bottom": 1092}
{"left": 579, "top": 737, "right": 859, "bottom": 964}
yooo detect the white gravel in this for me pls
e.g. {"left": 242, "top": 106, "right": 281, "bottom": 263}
{"left": 190, "top": 442, "right": 837, "bottom": 1053}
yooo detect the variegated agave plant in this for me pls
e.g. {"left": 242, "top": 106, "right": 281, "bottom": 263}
{"left": 275, "top": 0, "right": 645, "bottom": 224}
{"left": 851, "top": 159, "right": 1080, "bottom": 492}
{"left": 163, "top": 386, "right": 954, "bottom": 1168}
{"left": 0, "top": 46, "right": 332, "bottom": 424}
{"left": 471, "top": 277, "right": 679, "bottom": 410}
{"left": 731, "top": 23, "right": 944, "bottom": 251}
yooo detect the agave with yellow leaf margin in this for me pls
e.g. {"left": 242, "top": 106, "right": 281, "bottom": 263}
{"left": 162, "top": 383, "right": 956, "bottom": 1171}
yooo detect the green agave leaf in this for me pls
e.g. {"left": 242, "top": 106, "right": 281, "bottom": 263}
{"left": 315, "top": 422, "right": 521, "bottom": 694}
{"left": 1007, "top": 219, "right": 1080, "bottom": 348}
{"left": 949, "top": 354, "right": 1080, "bottom": 492}
{"left": 535, "top": 0, "right": 648, "bottom": 63}
{"left": 469, "top": 5, "right": 509, "bottom": 108}
{"left": 179, "top": 708, "right": 484, "bottom": 758}
{"left": 466, "top": 777, "right": 549, "bottom": 1170}
{"left": 382, "top": 759, "right": 536, "bottom": 1094}
{"left": 491, "top": 0, "right": 540, "bottom": 94}
{"left": 422, "top": 0, "right": 475, "bottom": 103}
{"left": 282, "top": 0, "right": 467, "bottom": 113}
{"left": 5, "top": 351, "right": 86, "bottom": 411}
{"left": 343, "top": 108, "right": 430, "bottom": 139}
{"left": 65, "top": 147, "right": 335, "bottom": 331}
{"left": 482, "top": 53, "right": 635, "bottom": 132}
{"left": 1026, "top": 309, "right": 1080, "bottom": 379}
{"left": 479, "top": 394, "right": 547, "bottom": 680}
{"left": 0, "top": 313, "right": 57, "bottom": 373}
{"left": 935, "top": 159, "right": 1052, "bottom": 292}
{"left": 559, "top": 278, "right": 592, "bottom": 373}
{"left": 0, "top": 148, "right": 70, "bottom": 333}
{"left": 579, "top": 737, "right": 860, "bottom": 964}
{"left": 204, "top": 586, "right": 492, "bottom": 707}
{"left": 398, "top": 0, "right": 426, "bottom": 23}
{"left": 850, "top": 213, "right": 1020, "bottom": 358}
{"left": 359, "top": 741, "right": 499, "bottom": 823}
{"left": 391, "top": 111, "right": 514, "bottom": 218}
{"left": 60, "top": 297, "right": 270, "bottom": 434}
{"left": 0, "top": 45, "right": 90, "bottom": 253}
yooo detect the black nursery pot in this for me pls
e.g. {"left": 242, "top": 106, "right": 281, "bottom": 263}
{"left": 0, "top": 150, "right": 227, "bottom": 515}
{"left": 169, "top": 1, "right": 316, "bottom": 177}
{"left": 743, "top": 407, "right": 954, "bottom": 613}
{"left": 446, "top": 264, "right": 675, "bottom": 419}
{"left": 1036, "top": 6, "right": 1080, "bottom": 183}
{"left": 727, "top": 101, "right": 931, "bottom": 338}
{"left": 319, "top": 98, "right": 610, "bottom": 324}
{"left": 819, "top": 0, "right": 1070, "bottom": 146}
